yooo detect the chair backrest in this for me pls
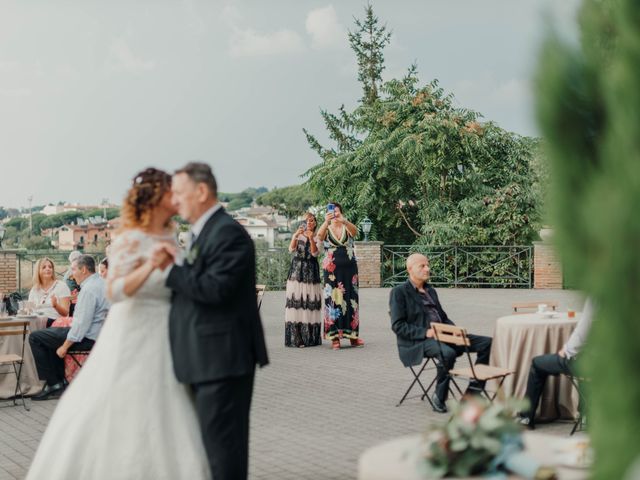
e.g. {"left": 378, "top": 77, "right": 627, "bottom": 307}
{"left": 0, "top": 320, "right": 29, "bottom": 337}
{"left": 432, "top": 323, "right": 482, "bottom": 381}
{"left": 0, "top": 320, "right": 29, "bottom": 360}
{"left": 512, "top": 300, "right": 559, "bottom": 314}
{"left": 432, "top": 323, "right": 470, "bottom": 347}
{"left": 256, "top": 284, "right": 266, "bottom": 310}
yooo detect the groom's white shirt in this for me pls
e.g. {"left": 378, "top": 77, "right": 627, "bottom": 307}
{"left": 190, "top": 203, "right": 222, "bottom": 244}
{"left": 173, "top": 203, "right": 222, "bottom": 268}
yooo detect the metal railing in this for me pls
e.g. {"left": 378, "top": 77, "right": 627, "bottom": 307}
{"left": 14, "top": 248, "right": 291, "bottom": 293}
{"left": 14, "top": 245, "right": 530, "bottom": 294}
{"left": 382, "top": 245, "right": 533, "bottom": 288}
{"left": 255, "top": 247, "right": 291, "bottom": 290}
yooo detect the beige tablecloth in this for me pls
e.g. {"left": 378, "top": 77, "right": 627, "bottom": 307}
{"left": 357, "top": 432, "right": 590, "bottom": 480}
{"left": 0, "top": 316, "right": 47, "bottom": 399}
{"left": 490, "top": 312, "right": 580, "bottom": 420}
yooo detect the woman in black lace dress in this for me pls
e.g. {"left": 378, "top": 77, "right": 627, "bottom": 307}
{"left": 284, "top": 213, "right": 323, "bottom": 347}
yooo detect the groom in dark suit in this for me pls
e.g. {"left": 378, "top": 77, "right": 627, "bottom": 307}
{"left": 152, "top": 162, "right": 269, "bottom": 480}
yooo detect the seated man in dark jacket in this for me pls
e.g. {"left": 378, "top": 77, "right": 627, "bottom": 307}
{"left": 389, "top": 253, "right": 492, "bottom": 413}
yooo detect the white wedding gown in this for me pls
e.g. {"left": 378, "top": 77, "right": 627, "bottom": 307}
{"left": 26, "top": 230, "right": 211, "bottom": 480}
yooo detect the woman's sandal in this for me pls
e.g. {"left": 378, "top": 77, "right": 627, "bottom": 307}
{"left": 332, "top": 339, "right": 341, "bottom": 350}
{"left": 350, "top": 338, "right": 365, "bottom": 348}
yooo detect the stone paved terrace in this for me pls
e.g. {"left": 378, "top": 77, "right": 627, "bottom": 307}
{"left": 0, "top": 288, "right": 584, "bottom": 480}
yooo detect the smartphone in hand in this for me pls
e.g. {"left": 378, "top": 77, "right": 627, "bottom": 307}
{"left": 327, "top": 203, "right": 335, "bottom": 214}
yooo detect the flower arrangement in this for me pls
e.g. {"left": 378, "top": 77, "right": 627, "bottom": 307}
{"left": 185, "top": 245, "right": 199, "bottom": 265}
{"left": 421, "top": 397, "right": 556, "bottom": 479}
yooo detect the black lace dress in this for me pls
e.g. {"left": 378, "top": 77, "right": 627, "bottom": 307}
{"left": 284, "top": 235, "right": 322, "bottom": 347}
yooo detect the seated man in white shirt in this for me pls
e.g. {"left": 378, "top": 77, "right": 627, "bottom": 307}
{"left": 519, "top": 298, "right": 595, "bottom": 428}
{"left": 29, "top": 255, "right": 110, "bottom": 400}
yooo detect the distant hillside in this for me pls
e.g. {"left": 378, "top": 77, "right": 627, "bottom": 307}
{"left": 219, "top": 187, "right": 268, "bottom": 211}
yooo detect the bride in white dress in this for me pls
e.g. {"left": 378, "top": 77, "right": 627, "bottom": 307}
{"left": 27, "top": 168, "right": 210, "bottom": 480}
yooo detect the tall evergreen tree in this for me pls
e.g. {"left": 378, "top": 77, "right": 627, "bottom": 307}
{"left": 348, "top": 4, "right": 392, "bottom": 107}
{"left": 303, "top": 4, "right": 390, "bottom": 160}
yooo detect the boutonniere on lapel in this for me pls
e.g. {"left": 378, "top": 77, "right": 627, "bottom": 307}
{"left": 186, "top": 245, "right": 200, "bottom": 265}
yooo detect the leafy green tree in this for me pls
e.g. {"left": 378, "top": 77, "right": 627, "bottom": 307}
{"left": 305, "top": 68, "right": 541, "bottom": 245}
{"left": 22, "top": 235, "right": 52, "bottom": 250}
{"left": 6, "top": 217, "right": 28, "bottom": 230}
{"left": 82, "top": 207, "right": 120, "bottom": 220}
{"left": 31, "top": 213, "right": 48, "bottom": 234}
{"left": 218, "top": 187, "right": 267, "bottom": 211}
{"left": 256, "top": 185, "right": 319, "bottom": 226}
{"left": 536, "top": 0, "right": 640, "bottom": 477}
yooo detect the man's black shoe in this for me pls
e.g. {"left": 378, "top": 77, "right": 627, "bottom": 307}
{"left": 431, "top": 394, "right": 448, "bottom": 414}
{"left": 518, "top": 416, "right": 535, "bottom": 430}
{"left": 32, "top": 383, "right": 64, "bottom": 401}
{"left": 464, "top": 382, "right": 483, "bottom": 397}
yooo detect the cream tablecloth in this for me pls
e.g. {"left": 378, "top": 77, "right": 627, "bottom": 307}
{"left": 490, "top": 312, "right": 580, "bottom": 420}
{"left": 0, "top": 316, "right": 47, "bottom": 398}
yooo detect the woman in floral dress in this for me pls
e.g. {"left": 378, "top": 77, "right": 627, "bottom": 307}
{"left": 284, "top": 213, "right": 323, "bottom": 347}
{"left": 317, "top": 202, "right": 364, "bottom": 350}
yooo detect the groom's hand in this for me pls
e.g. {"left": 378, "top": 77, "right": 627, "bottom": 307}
{"left": 150, "top": 243, "right": 176, "bottom": 270}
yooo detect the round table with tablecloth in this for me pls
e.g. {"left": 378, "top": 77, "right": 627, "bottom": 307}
{"left": 490, "top": 312, "right": 580, "bottom": 420}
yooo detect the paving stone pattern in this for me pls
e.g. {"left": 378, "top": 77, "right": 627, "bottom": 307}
{"left": 0, "top": 288, "right": 583, "bottom": 479}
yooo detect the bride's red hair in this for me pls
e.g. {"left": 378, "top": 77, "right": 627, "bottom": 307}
{"left": 120, "top": 168, "right": 172, "bottom": 230}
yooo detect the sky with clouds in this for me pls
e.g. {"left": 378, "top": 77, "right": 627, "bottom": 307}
{"left": 0, "top": 0, "right": 580, "bottom": 209}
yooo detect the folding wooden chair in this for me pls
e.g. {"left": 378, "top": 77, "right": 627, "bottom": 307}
{"left": 256, "top": 284, "right": 266, "bottom": 311}
{"left": 512, "top": 301, "right": 559, "bottom": 314}
{"left": 432, "top": 323, "right": 513, "bottom": 402}
{"left": 565, "top": 374, "right": 588, "bottom": 435}
{"left": 396, "top": 357, "right": 438, "bottom": 409}
{"left": 0, "top": 319, "right": 30, "bottom": 411}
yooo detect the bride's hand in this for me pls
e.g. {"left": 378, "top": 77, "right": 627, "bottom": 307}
{"left": 150, "top": 244, "right": 175, "bottom": 270}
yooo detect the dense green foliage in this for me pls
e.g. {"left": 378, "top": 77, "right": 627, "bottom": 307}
{"left": 535, "top": 0, "right": 640, "bottom": 477}
{"left": 304, "top": 7, "right": 542, "bottom": 246}
{"left": 219, "top": 187, "right": 267, "bottom": 211}
{"left": 256, "top": 185, "right": 320, "bottom": 222}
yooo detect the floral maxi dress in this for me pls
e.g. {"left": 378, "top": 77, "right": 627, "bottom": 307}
{"left": 322, "top": 226, "right": 360, "bottom": 341}
{"left": 284, "top": 235, "right": 323, "bottom": 347}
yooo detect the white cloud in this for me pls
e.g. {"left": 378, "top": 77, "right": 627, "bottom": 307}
{"left": 453, "top": 73, "right": 531, "bottom": 109}
{"left": 223, "top": 4, "right": 305, "bottom": 58}
{"left": 305, "top": 5, "right": 345, "bottom": 50}
{"left": 106, "top": 38, "right": 156, "bottom": 73}
{"left": 229, "top": 28, "right": 304, "bottom": 57}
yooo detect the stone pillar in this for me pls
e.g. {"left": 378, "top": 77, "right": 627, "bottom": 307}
{"left": 0, "top": 249, "right": 19, "bottom": 294}
{"left": 354, "top": 241, "right": 383, "bottom": 288}
{"left": 533, "top": 241, "right": 563, "bottom": 289}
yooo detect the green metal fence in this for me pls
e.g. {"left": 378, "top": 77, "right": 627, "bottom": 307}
{"left": 382, "top": 245, "right": 533, "bottom": 288}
